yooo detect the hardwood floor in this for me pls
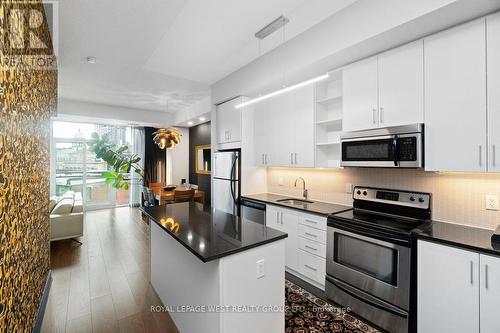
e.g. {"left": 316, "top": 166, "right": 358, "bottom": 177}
{"left": 41, "top": 207, "right": 179, "bottom": 333}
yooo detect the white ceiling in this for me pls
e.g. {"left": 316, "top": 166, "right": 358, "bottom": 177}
{"left": 58, "top": 0, "right": 356, "bottom": 113}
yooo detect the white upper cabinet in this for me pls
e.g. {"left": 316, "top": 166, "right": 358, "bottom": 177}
{"left": 216, "top": 97, "right": 243, "bottom": 147}
{"left": 378, "top": 40, "right": 424, "bottom": 127}
{"left": 488, "top": 12, "right": 500, "bottom": 173}
{"left": 293, "top": 85, "right": 315, "bottom": 167}
{"left": 424, "top": 19, "right": 487, "bottom": 172}
{"left": 254, "top": 98, "right": 272, "bottom": 166}
{"left": 342, "top": 57, "right": 379, "bottom": 132}
{"left": 253, "top": 85, "right": 314, "bottom": 168}
{"left": 273, "top": 93, "right": 295, "bottom": 167}
{"left": 343, "top": 41, "right": 424, "bottom": 132}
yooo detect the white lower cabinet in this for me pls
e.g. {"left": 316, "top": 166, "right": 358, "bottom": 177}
{"left": 418, "top": 240, "right": 500, "bottom": 333}
{"left": 298, "top": 249, "right": 326, "bottom": 285}
{"left": 479, "top": 254, "right": 500, "bottom": 333}
{"left": 266, "top": 205, "right": 327, "bottom": 287}
{"left": 266, "top": 205, "right": 298, "bottom": 271}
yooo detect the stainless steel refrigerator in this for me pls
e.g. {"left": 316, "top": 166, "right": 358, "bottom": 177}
{"left": 213, "top": 150, "right": 240, "bottom": 216}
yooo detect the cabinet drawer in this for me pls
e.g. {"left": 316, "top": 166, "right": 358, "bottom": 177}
{"left": 298, "top": 213, "right": 327, "bottom": 231}
{"left": 298, "top": 249, "right": 326, "bottom": 285}
{"left": 298, "top": 237, "right": 326, "bottom": 259}
{"left": 298, "top": 224, "right": 327, "bottom": 244}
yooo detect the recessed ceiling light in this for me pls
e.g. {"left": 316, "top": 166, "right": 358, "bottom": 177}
{"left": 187, "top": 121, "right": 194, "bottom": 126}
{"left": 86, "top": 56, "right": 97, "bottom": 64}
{"left": 199, "top": 117, "right": 206, "bottom": 121}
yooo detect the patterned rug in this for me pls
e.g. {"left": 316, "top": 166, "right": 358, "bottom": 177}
{"left": 285, "top": 280, "right": 381, "bottom": 333}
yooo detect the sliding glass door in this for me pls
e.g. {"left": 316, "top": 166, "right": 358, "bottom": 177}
{"left": 51, "top": 121, "right": 135, "bottom": 210}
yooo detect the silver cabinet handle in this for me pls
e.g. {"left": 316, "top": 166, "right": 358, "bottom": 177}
{"left": 276, "top": 211, "right": 279, "bottom": 224}
{"left": 261, "top": 154, "right": 264, "bottom": 164}
{"left": 304, "top": 264, "right": 318, "bottom": 272}
{"left": 304, "top": 219, "right": 318, "bottom": 225}
{"left": 479, "top": 145, "right": 483, "bottom": 167}
{"left": 290, "top": 153, "right": 294, "bottom": 164}
{"left": 228, "top": 131, "right": 231, "bottom": 140}
{"left": 305, "top": 232, "right": 317, "bottom": 238}
{"left": 372, "top": 108, "right": 377, "bottom": 124}
{"left": 294, "top": 153, "right": 297, "bottom": 165}
{"left": 485, "top": 264, "right": 489, "bottom": 289}
{"left": 265, "top": 154, "right": 267, "bottom": 164}
{"left": 305, "top": 245, "right": 318, "bottom": 251}
{"left": 380, "top": 107, "right": 384, "bottom": 123}
{"left": 493, "top": 145, "right": 496, "bottom": 167}
{"left": 470, "top": 261, "right": 474, "bottom": 285}
{"left": 281, "top": 211, "right": 284, "bottom": 225}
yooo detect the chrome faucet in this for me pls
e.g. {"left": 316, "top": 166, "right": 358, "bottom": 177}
{"left": 294, "top": 177, "right": 308, "bottom": 200}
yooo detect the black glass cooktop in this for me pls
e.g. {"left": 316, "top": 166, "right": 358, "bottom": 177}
{"left": 329, "top": 209, "right": 430, "bottom": 236}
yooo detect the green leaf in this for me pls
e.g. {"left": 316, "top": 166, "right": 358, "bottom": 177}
{"left": 117, "top": 146, "right": 128, "bottom": 153}
{"left": 121, "top": 183, "right": 129, "bottom": 190}
{"left": 102, "top": 171, "right": 114, "bottom": 178}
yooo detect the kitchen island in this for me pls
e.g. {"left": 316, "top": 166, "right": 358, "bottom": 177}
{"left": 141, "top": 202, "right": 288, "bottom": 333}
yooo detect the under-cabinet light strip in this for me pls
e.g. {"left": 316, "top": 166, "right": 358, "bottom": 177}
{"left": 234, "top": 73, "right": 329, "bottom": 109}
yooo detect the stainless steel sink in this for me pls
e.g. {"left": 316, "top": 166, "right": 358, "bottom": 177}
{"left": 277, "top": 198, "right": 314, "bottom": 206}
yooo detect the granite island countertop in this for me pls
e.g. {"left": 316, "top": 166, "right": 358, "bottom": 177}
{"left": 242, "top": 193, "right": 352, "bottom": 216}
{"left": 141, "top": 202, "right": 288, "bottom": 262}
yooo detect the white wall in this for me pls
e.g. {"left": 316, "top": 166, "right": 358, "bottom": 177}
{"left": 173, "top": 96, "right": 212, "bottom": 126}
{"left": 212, "top": 0, "right": 500, "bottom": 103}
{"left": 57, "top": 98, "right": 173, "bottom": 127}
{"left": 166, "top": 127, "right": 190, "bottom": 185}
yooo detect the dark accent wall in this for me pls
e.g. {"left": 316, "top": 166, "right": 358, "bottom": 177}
{"left": 189, "top": 122, "right": 211, "bottom": 206}
{"left": 0, "top": 1, "right": 58, "bottom": 331}
{"left": 144, "top": 127, "right": 166, "bottom": 185}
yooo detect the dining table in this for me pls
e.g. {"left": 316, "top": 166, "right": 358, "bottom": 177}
{"left": 150, "top": 186, "right": 205, "bottom": 205}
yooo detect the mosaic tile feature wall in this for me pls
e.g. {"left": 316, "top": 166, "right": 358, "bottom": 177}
{"left": 267, "top": 168, "right": 500, "bottom": 230}
{"left": 0, "top": 1, "right": 57, "bottom": 332}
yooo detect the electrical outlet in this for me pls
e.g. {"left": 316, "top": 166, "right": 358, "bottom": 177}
{"left": 256, "top": 259, "right": 265, "bottom": 279}
{"left": 346, "top": 183, "right": 353, "bottom": 194}
{"left": 486, "top": 195, "right": 499, "bottom": 211}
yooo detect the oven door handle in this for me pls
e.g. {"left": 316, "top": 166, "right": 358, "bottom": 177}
{"left": 329, "top": 219, "right": 410, "bottom": 247}
{"left": 326, "top": 276, "right": 408, "bottom": 319}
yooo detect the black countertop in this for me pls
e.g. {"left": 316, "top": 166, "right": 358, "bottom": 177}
{"left": 417, "top": 221, "right": 500, "bottom": 256}
{"left": 141, "top": 202, "right": 288, "bottom": 263}
{"left": 242, "top": 193, "right": 352, "bottom": 216}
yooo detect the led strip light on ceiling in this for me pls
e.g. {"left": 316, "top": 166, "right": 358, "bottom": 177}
{"left": 234, "top": 73, "right": 329, "bottom": 109}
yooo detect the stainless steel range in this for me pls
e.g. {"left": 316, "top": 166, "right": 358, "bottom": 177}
{"left": 326, "top": 187, "right": 431, "bottom": 333}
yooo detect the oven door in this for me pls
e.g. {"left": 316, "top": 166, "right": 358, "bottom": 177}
{"left": 326, "top": 226, "right": 410, "bottom": 310}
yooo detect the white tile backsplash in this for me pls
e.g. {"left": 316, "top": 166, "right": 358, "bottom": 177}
{"left": 267, "top": 168, "right": 500, "bottom": 230}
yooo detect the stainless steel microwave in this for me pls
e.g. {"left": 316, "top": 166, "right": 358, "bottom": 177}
{"left": 340, "top": 124, "right": 423, "bottom": 168}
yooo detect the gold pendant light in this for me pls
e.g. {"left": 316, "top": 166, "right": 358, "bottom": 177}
{"left": 153, "top": 127, "right": 181, "bottom": 150}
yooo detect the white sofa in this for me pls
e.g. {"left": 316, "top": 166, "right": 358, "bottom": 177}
{"left": 49, "top": 191, "right": 84, "bottom": 242}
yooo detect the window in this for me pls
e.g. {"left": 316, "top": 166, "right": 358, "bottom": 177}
{"left": 51, "top": 121, "right": 138, "bottom": 209}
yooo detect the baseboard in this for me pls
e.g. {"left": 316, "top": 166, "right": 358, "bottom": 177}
{"left": 32, "top": 270, "right": 52, "bottom": 333}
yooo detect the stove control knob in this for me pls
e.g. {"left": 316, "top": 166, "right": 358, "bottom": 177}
{"left": 410, "top": 196, "right": 416, "bottom": 202}
{"left": 362, "top": 191, "right": 368, "bottom": 196}
{"left": 418, "top": 197, "right": 425, "bottom": 203}
{"left": 356, "top": 190, "right": 361, "bottom": 195}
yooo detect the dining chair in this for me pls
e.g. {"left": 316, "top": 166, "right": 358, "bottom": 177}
{"left": 142, "top": 187, "right": 156, "bottom": 206}
{"left": 173, "top": 189, "right": 195, "bottom": 203}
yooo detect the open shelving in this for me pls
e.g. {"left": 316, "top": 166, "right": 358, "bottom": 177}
{"left": 314, "top": 70, "right": 343, "bottom": 168}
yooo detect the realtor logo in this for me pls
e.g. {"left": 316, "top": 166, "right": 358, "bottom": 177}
{"left": 0, "top": 0, "right": 58, "bottom": 69}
